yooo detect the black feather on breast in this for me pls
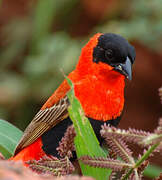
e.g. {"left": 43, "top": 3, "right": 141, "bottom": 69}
{"left": 42, "top": 115, "right": 122, "bottom": 157}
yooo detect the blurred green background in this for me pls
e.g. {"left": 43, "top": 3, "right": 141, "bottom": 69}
{"left": 0, "top": 0, "right": 161, "bottom": 178}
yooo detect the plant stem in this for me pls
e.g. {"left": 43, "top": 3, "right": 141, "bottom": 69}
{"left": 121, "top": 143, "right": 160, "bottom": 180}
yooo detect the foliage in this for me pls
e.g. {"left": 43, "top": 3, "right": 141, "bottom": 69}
{"left": 66, "top": 77, "right": 111, "bottom": 179}
{"left": 0, "top": 119, "right": 23, "bottom": 158}
{"left": 56, "top": 125, "right": 76, "bottom": 158}
{"left": 98, "top": 0, "right": 162, "bottom": 51}
{"left": 27, "top": 156, "right": 75, "bottom": 176}
{"left": 0, "top": 87, "right": 161, "bottom": 178}
{"left": 79, "top": 119, "right": 162, "bottom": 179}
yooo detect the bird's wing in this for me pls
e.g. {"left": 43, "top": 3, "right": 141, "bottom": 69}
{"left": 14, "top": 95, "right": 69, "bottom": 155}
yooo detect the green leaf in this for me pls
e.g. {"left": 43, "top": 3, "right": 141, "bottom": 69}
{"left": 0, "top": 119, "right": 23, "bottom": 158}
{"left": 66, "top": 78, "right": 111, "bottom": 180}
{"left": 144, "top": 164, "right": 162, "bottom": 179}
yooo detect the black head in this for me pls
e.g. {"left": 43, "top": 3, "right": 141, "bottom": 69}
{"left": 93, "top": 33, "right": 136, "bottom": 80}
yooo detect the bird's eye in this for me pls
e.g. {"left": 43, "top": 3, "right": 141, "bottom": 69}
{"left": 105, "top": 49, "right": 113, "bottom": 60}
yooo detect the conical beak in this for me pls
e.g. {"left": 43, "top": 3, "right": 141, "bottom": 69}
{"left": 114, "top": 56, "right": 132, "bottom": 80}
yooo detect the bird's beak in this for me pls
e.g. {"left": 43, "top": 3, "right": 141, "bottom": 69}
{"left": 114, "top": 57, "right": 132, "bottom": 80}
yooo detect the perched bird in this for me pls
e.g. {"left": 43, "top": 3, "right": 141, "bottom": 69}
{"left": 10, "top": 33, "right": 136, "bottom": 165}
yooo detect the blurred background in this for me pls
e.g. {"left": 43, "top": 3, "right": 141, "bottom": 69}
{"left": 0, "top": 0, "right": 161, "bottom": 178}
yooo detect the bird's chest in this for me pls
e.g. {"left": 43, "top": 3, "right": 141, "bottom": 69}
{"left": 73, "top": 76, "right": 125, "bottom": 121}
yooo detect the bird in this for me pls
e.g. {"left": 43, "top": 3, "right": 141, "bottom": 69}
{"left": 10, "top": 33, "right": 136, "bottom": 165}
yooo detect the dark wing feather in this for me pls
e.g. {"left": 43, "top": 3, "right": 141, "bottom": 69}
{"left": 14, "top": 96, "right": 69, "bottom": 155}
